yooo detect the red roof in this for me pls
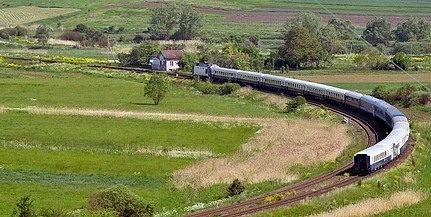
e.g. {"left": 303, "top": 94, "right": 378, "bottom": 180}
{"left": 160, "top": 50, "right": 183, "bottom": 60}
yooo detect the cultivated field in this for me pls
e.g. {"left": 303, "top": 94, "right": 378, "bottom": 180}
{"left": 0, "top": 6, "right": 79, "bottom": 28}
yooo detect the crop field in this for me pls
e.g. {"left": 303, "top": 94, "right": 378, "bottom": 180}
{"left": 0, "top": 6, "right": 79, "bottom": 28}
{"left": 1, "top": 0, "right": 430, "bottom": 38}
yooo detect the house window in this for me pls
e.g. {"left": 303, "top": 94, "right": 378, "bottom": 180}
{"left": 170, "top": 61, "right": 174, "bottom": 66}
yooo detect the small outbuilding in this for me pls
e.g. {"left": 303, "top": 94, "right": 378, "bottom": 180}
{"left": 150, "top": 50, "right": 183, "bottom": 71}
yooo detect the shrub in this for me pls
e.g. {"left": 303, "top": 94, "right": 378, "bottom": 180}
{"left": 219, "top": 83, "right": 240, "bottom": 95}
{"left": 396, "top": 84, "right": 419, "bottom": 106}
{"left": 87, "top": 185, "right": 154, "bottom": 217}
{"left": 408, "top": 91, "right": 431, "bottom": 106}
{"left": 59, "top": 31, "right": 84, "bottom": 41}
{"left": 226, "top": 179, "right": 245, "bottom": 198}
{"left": 371, "top": 85, "right": 390, "bottom": 101}
{"left": 392, "top": 52, "right": 411, "bottom": 70}
{"left": 285, "top": 96, "right": 306, "bottom": 112}
{"left": 11, "top": 195, "right": 36, "bottom": 217}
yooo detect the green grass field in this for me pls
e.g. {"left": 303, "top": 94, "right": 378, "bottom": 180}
{"left": 0, "top": 0, "right": 431, "bottom": 216}
{"left": 1, "top": 62, "right": 431, "bottom": 216}
{"left": 0, "top": 69, "right": 270, "bottom": 215}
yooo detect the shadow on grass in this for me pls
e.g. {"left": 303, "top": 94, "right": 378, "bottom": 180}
{"left": 131, "top": 102, "right": 157, "bottom": 106}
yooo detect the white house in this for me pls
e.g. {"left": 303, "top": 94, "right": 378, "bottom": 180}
{"left": 150, "top": 50, "right": 183, "bottom": 71}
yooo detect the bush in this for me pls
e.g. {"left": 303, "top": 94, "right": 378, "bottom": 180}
{"left": 87, "top": 185, "right": 153, "bottom": 217}
{"left": 219, "top": 83, "right": 240, "bottom": 95}
{"left": 193, "top": 81, "right": 239, "bottom": 95}
{"left": 226, "top": 179, "right": 245, "bottom": 198}
{"left": 285, "top": 96, "right": 306, "bottom": 112}
{"left": 11, "top": 195, "right": 36, "bottom": 217}
{"left": 392, "top": 52, "right": 410, "bottom": 70}
{"left": 371, "top": 85, "right": 390, "bottom": 101}
{"left": 408, "top": 91, "right": 431, "bottom": 106}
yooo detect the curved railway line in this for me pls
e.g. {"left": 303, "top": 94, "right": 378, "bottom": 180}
{"left": 185, "top": 100, "right": 413, "bottom": 217}
{"left": 184, "top": 97, "right": 400, "bottom": 217}
{"left": 2, "top": 56, "right": 413, "bottom": 216}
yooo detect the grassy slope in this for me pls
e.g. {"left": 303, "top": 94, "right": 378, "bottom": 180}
{"left": 0, "top": 70, "right": 272, "bottom": 215}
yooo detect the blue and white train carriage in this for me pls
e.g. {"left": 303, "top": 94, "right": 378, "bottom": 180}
{"left": 191, "top": 64, "right": 410, "bottom": 173}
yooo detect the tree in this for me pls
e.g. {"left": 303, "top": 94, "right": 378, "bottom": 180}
{"left": 144, "top": 74, "right": 171, "bottom": 105}
{"left": 148, "top": 3, "right": 179, "bottom": 40}
{"left": 34, "top": 25, "right": 51, "bottom": 45}
{"left": 179, "top": 52, "right": 199, "bottom": 71}
{"left": 393, "top": 17, "right": 431, "bottom": 42}
{"left": 117, "top": 40, "right": 161, "bottom": 66}
{"left": 279, "top": 25, "right": 326, "bottom": 69}
{"left": 362, "top": 17, "right": 392, "bottom": 46}
{"left": 321, "top": 24, "right": 341, "bottom": 54}
{"left": 284, "top": 12, "right": 323, "bottom": 38}
{"left": 327, "top": 18, "right": 356, "bottom": 40}
{"left": 174, "top": 5, "right": 203, "bottom": 40}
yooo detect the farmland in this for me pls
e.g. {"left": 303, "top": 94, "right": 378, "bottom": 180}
{"left": 0, "top": 0, "right": 431, "bottom": 216}
{"left": 0, "top": 6, "right": 79, "bottom": 28}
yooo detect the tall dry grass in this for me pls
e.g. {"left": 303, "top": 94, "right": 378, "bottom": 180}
{"left": 173, "top": 119, "right": 350, "bottom": 189}
{"left": 9, "top": 106, "right": 352, "bottom": 190}
{"left": 233, "top": 86, "right": 288, "bottom": 110}
{"left": 309, "top": 190, "right": 422, "bottom": 217}
{"left": 24, "top": 107, "right": 264, "bottom": 123}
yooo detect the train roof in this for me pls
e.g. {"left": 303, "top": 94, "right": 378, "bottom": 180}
{"left": 262, "top": 74, "right": 286, "bottom": 81}
{"left": 360, "top": 95, "right": 379, "bottom": 103}
{"left": 386, "top": 106, "right": 404, "bottom": 118}
{"left": 345, "top": 91, "right": 364, "bottom": 98}
{"left": 354, "top": 143, "right": 390, "bottom": 157}
{"left": 326, "top": 86, "right": 348, "bottom": 94}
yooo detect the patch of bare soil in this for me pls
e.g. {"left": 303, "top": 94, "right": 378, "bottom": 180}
{"left": 105, "top": 2, "right": 424, "bottom": 28}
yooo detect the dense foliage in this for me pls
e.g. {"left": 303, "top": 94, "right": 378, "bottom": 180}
{"left": 285, "top": 96, "right": 306, "bottom": 112}
{"left": 362, "top": 17, "right": 392, "bottom": 46}
{"left": 279, "top": 25, "right": 327, "bottom": 69}
{"left": 148, "top": 3, "right": 202, "bottom": 40}
{"left": 143, "top": 74, "right": 172, "bottom": 105}
{"left": 87, "top": 185, "right": 154, "bottom": 217}
{"left": 226, "top": 179, "right": 246, "bottom": 198}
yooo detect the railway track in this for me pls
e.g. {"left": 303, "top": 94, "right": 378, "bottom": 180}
{"left": 3, "top": 56, "right": 411, "bottom": 216}
{"left": 184, "top": 97, "right": 383, "bottom": 217}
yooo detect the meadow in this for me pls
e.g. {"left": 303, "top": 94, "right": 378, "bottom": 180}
{"left": 0, "top": 56, "right": 430, "bottom": 216}
{"left": 0, "top": 0, "right": 431, "bottom": 216}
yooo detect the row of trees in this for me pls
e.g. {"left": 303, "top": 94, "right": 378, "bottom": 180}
{"left": 148, "top": 3, "right": 203, "bottom": 40}
{"left": 364, "top": 17, "right": 431, "bottom": 46}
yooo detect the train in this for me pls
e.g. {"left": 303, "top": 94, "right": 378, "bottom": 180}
{"left": 192, "top": 62, "right": 410, "bottom": 173}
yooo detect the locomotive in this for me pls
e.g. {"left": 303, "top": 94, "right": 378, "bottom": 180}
{"left": 192, "top": 62, "right": 410, "bottom": 173}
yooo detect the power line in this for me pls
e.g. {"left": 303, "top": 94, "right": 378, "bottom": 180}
{"left": 313, "top": 0, "right": 431, "bottom": 93}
